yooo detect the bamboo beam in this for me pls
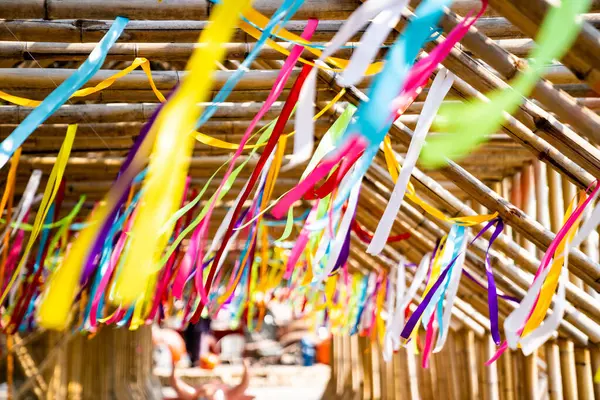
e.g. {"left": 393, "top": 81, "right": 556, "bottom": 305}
{"left": 320, "top": 98, "right": 600, "bottom": 331}
{"left": 0, "top": 0, "right": 361, "bottom": 21}
{"left": 0, "top": 68, "right": 369, "bottom": 92}
{"left": 0, "top": 102, "right": 291, "bottom": 124}
{"left": 3, "top": 15, "right": 600, "bottom": 43}
{"left": 319, "top": 76, "right": 600, "bottom": 292}
{"left": 422, "top": 7, "right": 600, "bottom": 168}
{"left": 0, "top": 41, "right": 586, "bottom": 83}
{"left": 487, "top": 0, "right": 600, "bottom": 94}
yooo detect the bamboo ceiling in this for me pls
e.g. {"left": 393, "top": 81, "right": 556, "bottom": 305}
{"left": 1, "top": 0, "right": 600, "bottom": 342}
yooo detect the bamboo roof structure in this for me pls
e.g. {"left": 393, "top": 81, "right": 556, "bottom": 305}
{"left": 1, "top": 0, "right": 600, "bottom": 399}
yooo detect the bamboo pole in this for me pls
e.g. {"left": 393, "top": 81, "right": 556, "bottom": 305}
{"left": 559, "top": 339, "right": 579, "bottom": 400}
{"left": 575, "top": 347, "right": 595, "bottom": 400}
{"left": 590, "top": 345, "right": 600, "bottom": 399}
{"left": 520, "top": 164, "right": 536, "bottom": 253}
{"left": 2, "top": 16, "right": 600, "bottom": 43}
{"left": 487, "top": 0, "right": 600, "bottom": 95}
{"left": 362, "top": 164, "right": 600, "bottom": 336}
{"left": 524, "top": 351, "right": 539, "bottom": 400}
{"left": 406, "top": 347, "right": 420, "bottom": 400}
{"left": 321, "top": 73, "right": 600, "bottom": 292}
{"left": 485, "top": 335, "right": 501, "bottom": 400}
{"left": 501, "top": 350, "right": 516, "bottom": 400}
{"left": 545, "top": 341, "right": 564, "bottom": 400}
{"left": 0, "top": 0, "right": 360, "bottom": 21}
{"left": 433, "top": 6, "right": 600, "bottom": 149}
{"left": 465, "top": 330, "right": 480, "bottom": 400}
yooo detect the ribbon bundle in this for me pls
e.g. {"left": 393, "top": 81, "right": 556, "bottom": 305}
{"left": 0, "top": 0, "right": 593, "bottom": 373}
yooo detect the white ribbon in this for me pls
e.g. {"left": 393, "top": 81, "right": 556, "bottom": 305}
{"left": 337, "top": 1, "right": 408, "bottom": 87}
{"left": 423, "top": 225, "right": 459, "bottom": 328}
{"left": 571, "top": 188, "right": 600, "bottom": 249}
{"left": 367, "top": 69, "right": 455, "bottom": 255}
{"left": 317, "top": 176, "right": 361, "bottom": 282}
{"left": 383, "top": 261, "right": 397, "bottom": 362}
{"left": 433, "top": 227, "right": 468, "bottom": 353}
{"left": 287, "top": 0, "right": 406, "bottom": 170}
{"left": 393, "top": 253, "right": 430, "bottom": 349}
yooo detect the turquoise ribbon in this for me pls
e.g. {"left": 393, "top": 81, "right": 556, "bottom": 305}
{"left": 196, "top": 0, "right": 305, "bottom": 127}
{"left": 331, "top": 0, "right": 452, "bottom": 212}
{"left": 0, "top": 16, "right": 129, "bottom": 170}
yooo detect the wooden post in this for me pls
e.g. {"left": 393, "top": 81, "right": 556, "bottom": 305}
{"left": 351, "top": 334, "right": 363, "bottom": 399}
{"left": 561, "top": 177, "right": 584, "bottom": 289}
{"left": 559, "top": 339, "right": 579, "bottom": 400}
{"left": 406, "top": 346, "right": 420, "bottom": 400}
{"left": 501, "top": 350, "right": 516, "bottom": 400}
{"left": 447, "top": 333, "right": 462, "bottom": 400}
{"left": 510, "top": 172, "right": 522, "bottom": 244}
{"left": 485, "top": 335, "right": 500, "bottom": 400}
{"left": 520, "top": 163, "right": 536, "bottom": 254}
{"left": 465, "top": 330, "right": 479, "bottom": 400}
{"left": 359, "top": 335, "right": 373, "bottom": 400}
{"left": 574, "top": 347, "right": 595, "bottom": 400}
{"left": 524, "top": 351, "right": 539, "bottom": 400}
{"left": 545, "top": 341, "right": 564, "bottom": 400}
{"left": 589, "top": 345, "right": 600, "bottom": 399}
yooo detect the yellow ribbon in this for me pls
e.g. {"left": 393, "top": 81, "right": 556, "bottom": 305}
{"left": 15, "top": 125, "right": 77, "bottom": 325}
{"left": 112, "top": 0, "right": 253, "bottom": 306}
{"left": 0, "top": 58, "right": 165, "bottom": 107}
{"left": 241, "top": 8, "right": 384, "bottom": 75}
{"left": 522, "top": 192, "right": 585, "bottom": 336}
{"left": 382, "top": 136, "right": 498, "bottom": 226}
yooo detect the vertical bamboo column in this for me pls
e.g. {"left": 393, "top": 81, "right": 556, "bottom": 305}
{"left": 574, "top": 347, "right": 595, "bottom": 400}
{"left": 406, "top": 346, "right": 420, "bottom": 400}
{"left": 340, "top": 334, "right": 350, "bottom": 397}
{"left": 485, "top": 335, "right": 500, "bottom": 400}
{"left": 392, "top": 348, "right": 405, "bottom": 400}
{"left": 589, "top": 345, "right": 600, "bottom": 399}
{"left": 561, "top": 176, "right": 584, "bottom": 289}
{"left": 501, "top": 177, "right": 513, "bottom": 239}
{"left": 524, "top": 351, "right": 539, "bottom": 400}
{"left": 351, "top": 334, "right": 363, "bottom": 399}
{"left": 510, "top": 172, "right": 522, "bottom": 244}
{"left": 372, "top": 339, "right": 382, "bottom": 400}
{"left": 520, "top": 164, "right": 537, "bottom": 254}
{"left": 501, "top": 350, "right": 516, "bottom": 400}
{"left": 545, "top": 341, "right": 564, "bottom": 400}
{"left": 447, "top": 333, "right": 461, "bottom": 400}
{"left": 359, "top": 335, "right": 373, "bottom": 400}
{"left": 465, "top": 330, "right": 480, "bottom": 400}
{"left": 534, "top": 161, "right": 550, "bottom": 259}
{"left": 559, "top": 339, "right": 579, "bottom": 400}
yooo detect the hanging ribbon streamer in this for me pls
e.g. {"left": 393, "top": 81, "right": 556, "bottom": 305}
{"left": 367, "top": 68, "right": 455, "bottom": 255}
{"left": 0, "top": 17, "right": 128, "bottom": 170}
{"left": 500, "top": 184, "right": 596, "bottom": 357}
{"left": 421, "top": 0, "right": 592, "bottom": 167}
{"left": 112, "top": 0, "right": 252, "bottom": 306}
{"left": 9, "top": 125, "right": 77, "bottom": 314}
{"left": 0, "top": 57, "right": 165, "bottom": 107}
{"left": 272, "top": 0, "right": 452, "bottom": 220}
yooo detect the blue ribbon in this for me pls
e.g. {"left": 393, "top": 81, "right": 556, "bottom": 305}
{"left": 0, "top": 16, "right": 129, "bottom": 170}
{"left": 197, "top": 0, "right": 305, "bottom": 128}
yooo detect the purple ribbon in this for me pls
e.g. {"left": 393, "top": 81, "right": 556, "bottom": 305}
{"left": 400, "top": 218, "right": 504, "bottom": 340}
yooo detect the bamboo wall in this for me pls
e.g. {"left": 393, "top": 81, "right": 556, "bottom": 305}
{"left": 7, "top": 326, "right": 160, "bottom": 400}
{"left": 324, "top": 332, "right": 600, "bottom": 400}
